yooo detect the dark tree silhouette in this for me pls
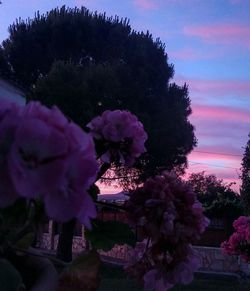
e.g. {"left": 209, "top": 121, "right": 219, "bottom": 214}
{"left": 1, "top": 6, "right": 197, "bottom": 261}
{"left": 241, "top": 136, "right": 250, "bottom": 214}
{"left": 0, "top": 6, "right": 196, "bottom": 180}
{"left": 189, "top": 171, "right": 242, "bottom": 221}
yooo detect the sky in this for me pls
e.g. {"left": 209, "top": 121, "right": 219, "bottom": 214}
{"left": 1, "top": 0, "right": 250, "bottom": 192}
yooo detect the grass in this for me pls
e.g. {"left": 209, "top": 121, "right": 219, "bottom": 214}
{"left": 98, "top": 263, "right": 250, "bottom": 291}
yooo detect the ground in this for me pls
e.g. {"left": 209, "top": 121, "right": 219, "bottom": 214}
{"left": 98, "top": 263, "right": 250, "bottom": 291}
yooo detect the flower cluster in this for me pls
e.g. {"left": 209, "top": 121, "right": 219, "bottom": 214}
{"left": 125, "top": 172, "right": 209, "bottom": 291}
{"left": 0, "top": 100, "right": 98, "bottom": 227}
{"left": 221, "top": 216, "right": 250, "bottom": 262}
{"left": 87, "top": 110, "right": 147, "bottom": 166}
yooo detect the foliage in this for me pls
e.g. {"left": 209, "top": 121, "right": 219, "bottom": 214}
{"left": 85, "top": 219, "right": 136, "bottom": 251}
{"left": 0, "top": 259, "right": 24, "bottom": 291}
{"left": 188, "top": 172, "right": 243, "bottom": 218}
{"left": 0, "top": 46, "right": 10, "bottom": 77}
{"left": 240, "top": 136, "right": 250, "bottom": 214}
{"left": 0, "top": 6, "right": 196, "bottom": 185}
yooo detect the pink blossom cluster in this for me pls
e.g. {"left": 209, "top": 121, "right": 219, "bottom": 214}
{"left": 0, "top": 99, "right": 98, "bottom": 228}
{"left": 125, "top": 172, "right": 209, "bottom": 291}
{"left": 221, "top": 216, "right": 250, "bottom": 262}
{"left": 87, "top": 110, "right": 147, "bottom": 166}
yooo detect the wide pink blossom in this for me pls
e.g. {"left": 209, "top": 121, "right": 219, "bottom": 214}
{"left": 87, "top": 110, "right": 147, "bottom": 166}
{"left": 125, "top": 172, "right": 208, "bottom": 290}
{"left": 44, "top": 141, "right": 98, "bottom": 224}
{"left": 0, "top": 100, "right": 98, "bottom": 227}
{"left": 221, "top": 215, "right": 250, "bottom": 262}
{"left": 9, "top": 117, "right": 68, "bottom": 198}
{"left": 20, "top": 102, "right": 98, "bottom": 224}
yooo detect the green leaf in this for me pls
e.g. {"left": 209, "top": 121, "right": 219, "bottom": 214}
{"left": 58, "top": 250, "right": 100, "bottom": 291}
{"left": 0, "top": 259, "right": 25, "bottom": 291}
{"left": 85, "top": 219, "right": 136, "bottom": 251}
{"left": 15, "top": 232, "right": 35, "bottom": 250}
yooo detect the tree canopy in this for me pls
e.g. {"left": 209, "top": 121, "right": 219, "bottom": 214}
{"left": 240, "top": 136, "right": 250, "bottom": 214}
{"left": 0, "top": 6, "right": 196, "bottom": 184}
{"left": 189, "top": 172, "right": 242, "bottom": 218}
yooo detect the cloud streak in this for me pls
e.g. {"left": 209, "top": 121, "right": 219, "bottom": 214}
{"left": 176, "top": 77, "right": 250, "bottom": 98}
{"left": 169, "top": 47, "right": 219, "bottom": 61}
{"left": 133, "top": 0, "right": 159, "bottom": 10}
{"left": 192, "top": 104, "right": 250, "bottom": 123}
{"left": 183, "top": 24, "right": 250, "bottom": 49}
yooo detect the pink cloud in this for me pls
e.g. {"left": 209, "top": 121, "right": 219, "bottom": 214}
{"left": 169, "top": 47, "right": 224, "bottom": 61}
{"left": 194, "top": 144, "right": 243, "bottom": 156}
{"left": 192, "top": 104, "right": 250, "bottom": 123}
{"left": 96, "top": 181, "right": 122, "bottom": 194}
{"left": 176, "top": 77, "right": 250, "bottom": 97}
{"left": 190, "top": 151, "right": 240, "bottom": 164}
{"left": 133, "top": 0, "right": 159, "bottom": 10}
{"left": 75, "top": 0, "right": 96, "bottom": 6}
{"left": 133, "top": 0, "right": 198, "bottom": 10}
{"left": 186, "top": 163, "right": 241, "bottom": 191}
{"left": 229, "top": 0, "right": 243, "bottom": 4}
{"left": 183, "top": 24, "right": 250, "bottom": 48}
{"left": 187, "top": 149, "right": 241, "bottom": 191}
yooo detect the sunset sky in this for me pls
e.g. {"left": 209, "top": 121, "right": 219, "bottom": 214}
{"left": 1, "top": 0, "right": 250, "bottom": 192}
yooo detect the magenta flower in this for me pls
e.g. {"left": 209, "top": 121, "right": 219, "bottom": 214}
{"left": 126, "top": 172, "right": 209, "bottom": 290}
{"left": 20, "top": 102, "right": 98, "bottom": 225}
{"left": 44, "top": 141, "right": 98, "bottom": 224}
{"left": 221, "top": 215, "right": 250, "bottom": 262}
{"left": 9, "top": 117, "right": 68, "bottom": 198}
{"left": 87, "top": 110, "right": 147, "bottom": 166}
{"left": 0, "top": 100, "right": 98, "bottom": 228}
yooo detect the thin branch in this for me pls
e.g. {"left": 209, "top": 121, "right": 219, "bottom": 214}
{"left": 97, "top": 163, "right": 111, "bottom": 180}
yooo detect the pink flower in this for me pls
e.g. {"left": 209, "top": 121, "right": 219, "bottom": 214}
{"left": 9, "top": 117, "right": 68, "bottom": 198}
{"left": 87, "top": 110, "right": 147, "bottom": 166}
{"left": 43, "top": 139, "right": 98, "bottom": 224}
{"left": 20, "top": 101, "right": 98, "bottom": 225}
{"left": 23, "top": 101, "right": 68, "bottom": 131}
{"left": 126, "top": 172, "right": 208, "bottom": 290}
{"left": 0, "top": 100, "right": 98, "bottom": 227}
{"left": 221, "top": 215, "right": 250, "bottom": 262}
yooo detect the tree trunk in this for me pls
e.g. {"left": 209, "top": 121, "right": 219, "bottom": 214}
{"left": 56, "top": 219, "right": 76, "bottom": 262}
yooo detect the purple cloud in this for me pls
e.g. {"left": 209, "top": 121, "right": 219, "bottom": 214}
{"left": 133, "top": 0, "right": 159, "bottom": 10}
{"left": 169, "top": 47, "right": 221, "bottom": 61}
{"left": 176, "top": 77, "right": 250, "bottom": 98}
{"left": 183, "top": 24, "right": 250, "bottom": 49}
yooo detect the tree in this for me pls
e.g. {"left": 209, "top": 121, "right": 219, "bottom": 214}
{"left": 1, "top": 6, "right": 197, "bottom": 261}
{"left": 0, "top": 46, "right": 10, "bottom": 77}
{"left": 0, "top": 6, "right": 196, "bottom": 182}
{"left": 188, "top": 171, "right": 242, "bottom": 227}
{"left": 240, "top": 136, "right": 250, "bottom": 214}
